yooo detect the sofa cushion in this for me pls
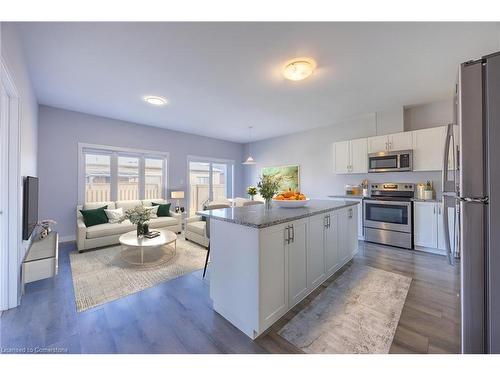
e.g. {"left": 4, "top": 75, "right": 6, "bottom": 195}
{"left": 83, "top": 201, "right": 115, "bottom": 210}
{"left": 104, "top": 207, "right": 124, "bottom": 223}
{"left": 80, "top": 205, "right": 108, "bottom": 227}
{"left": 142, "top": 199, "right": 168, "bottom": 207}
{"left": 115, "top": 200, "right": 142, "bottom": 210}
{"left": 152, "top": 202, "right": 171, "bottom": 217}
{"left": 186, "top": 221, "right": 206, "bottom": 236}
{"left": 86, "top": 221, "right": 135, "bottom": 239}
{"left": 148, "top": 217, "right": 178, "bottom": 229}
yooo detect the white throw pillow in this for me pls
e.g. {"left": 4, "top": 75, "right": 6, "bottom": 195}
{"left": 144, "top": 205, "right": 159, "bottom": 219}
{"left": 104, "top": 207, "right": 124, "bottom": 224}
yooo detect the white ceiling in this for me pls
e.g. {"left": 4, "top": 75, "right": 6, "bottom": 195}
{"left": 16, "top": 22, "right": 500, "bottom": 143}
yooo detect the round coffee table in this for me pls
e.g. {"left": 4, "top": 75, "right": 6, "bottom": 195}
{"left": 119, "top": 229, "right": 177, "bottom": 265}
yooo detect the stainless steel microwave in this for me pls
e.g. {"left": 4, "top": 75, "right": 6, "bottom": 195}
{"left": 368, "top": 150, "right": 413, "bottom": 173}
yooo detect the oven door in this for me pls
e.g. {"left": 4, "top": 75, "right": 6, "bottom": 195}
{"left": 363, "top": 199, "right": 412, "bottom": 233}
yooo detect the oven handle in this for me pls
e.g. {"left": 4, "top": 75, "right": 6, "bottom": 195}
{"left": 363, "top": 199, "right": 412, "bottom": 208}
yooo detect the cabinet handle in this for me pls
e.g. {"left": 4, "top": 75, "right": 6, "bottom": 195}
{"left": 433, "top": 205, "right": 436, "bottom": 214}
{"left": 284, "top": 226, "right": 290, "bottom": 245}
{"left": 438, "top": 205, "right": 442, "bottom": 215}
{"left": 291, "top": 225, "right": 295, "bottom": 243}
{"left": 348, "top": 208, "right": 353, "bottom": 218}
{"left": 385, "top": 141, "right": 388, "bottom": 150}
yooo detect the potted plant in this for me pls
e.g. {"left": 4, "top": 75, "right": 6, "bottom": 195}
{"left": 247, "top": 186, "right": 258, "bottom": 200}
{"left": 120, "top": 205, "right": 152, "bottom": 237}
{"left": 424, "top": 180, "right": 434, "bottom": 200}
{"left": 257, "top": 174, "right": 283, "bottom": 210}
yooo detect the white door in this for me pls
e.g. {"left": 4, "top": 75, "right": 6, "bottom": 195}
{"left": 307, "top": 215, "right": 326, "bottom": 289}
{"left": 348, "top": 206, "right": 359, "bottom": 255}
{"left": 325, "top": 211, "right": 339, "bottom": 276}
{"left": 337, "top": 208, "right": 350, "bottom": 265}
{"left": 260, "top": 224, "right": 288, "bottom": 326}
{"left": 333, "top": 141, "right": 350, "bottom": 174}
{"left": 414, "top": 202, "right": 438, "bottom": 248}
{"left": 389, "top": 132, "right": 413, "bottom": 151}
{"left": 437, "top": 204, "right": 456, "bottom": 252}
{"left": 367, "top": 135, "right": 389, "bottom": 153}
{"left": 412, "top": 127, "right": 446, "bottom": 171}
{"left": 288, "top": 220, "right": 308, "bottom": 307}
{"left": 350, "top": 138, "right": 368, "bottom": 173}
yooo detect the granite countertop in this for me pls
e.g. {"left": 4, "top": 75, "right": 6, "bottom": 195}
{"left": 197, "top": 199, "right": 359, "bottom": 229}
{"left": 328, "top": 195, "right": 366, "bottom": 200}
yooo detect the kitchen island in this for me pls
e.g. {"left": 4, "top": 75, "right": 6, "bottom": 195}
{"left": 198, "top": 199, "right": 359, "bottom": 339}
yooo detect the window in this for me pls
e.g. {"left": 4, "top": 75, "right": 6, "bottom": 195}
{"left": 188, "top": 158, "right": 234, "bottom": 216}
{"left": 85, "top": 154, "right": 111, "bottom": 203}
{"left": 80, "top": 144, "right": 168, "bottom": 203}
{"left": 118, "top": 156, "right": 139, "bottom": 201}
{"left": 145, "top": 158, "right": 163, "bottom": 199}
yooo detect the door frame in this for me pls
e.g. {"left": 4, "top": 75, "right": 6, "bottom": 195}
{"left": 0, "top": 57, "right": 21, "bottom": 311}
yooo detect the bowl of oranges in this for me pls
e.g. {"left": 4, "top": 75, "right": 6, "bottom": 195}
{"left": 273, "top": 190, "right": 310, "bottom": 208}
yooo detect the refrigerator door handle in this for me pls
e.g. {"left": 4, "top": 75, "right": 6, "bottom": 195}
{"left": 442, "top": 198, "right": 455, "bottom": 266}
{"left": 442, "top": 123, "right": 455, "bottom": 192}
{"left": 458, "top": 196, "right": 489, "bottom": 204}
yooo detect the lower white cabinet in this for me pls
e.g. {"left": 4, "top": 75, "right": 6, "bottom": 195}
{"left": 325, "top": 211, "right": 339, "bottom": 276}
{"left": 328, "top": 198, "right": 363, "bottom": 239}
{"left": 308, "top": 214, "right": 329, "bottom": 289}
{"left": 414, "top": 201, "right": 456, "bottom": 253}
{"left": 337, "top": 206, "right": 358, "bottom": 265}
{"left": 288, "top": 219, "right": 309, "bottom": 307}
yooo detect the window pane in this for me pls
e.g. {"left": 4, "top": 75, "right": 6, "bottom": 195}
{"left": 189, "top": 161, "right": 210, "bottom": 216}
{"left": 145, "top": 158, "right": 163, "bottom": 199}
{"left": 212, "top": 163, "right": 227, "bottom": 201}
{"left": 85, "top": 154, "right": 111, "bottom": 203}
{"left": 118, "top": 156, "right": 139, "bottom": 201}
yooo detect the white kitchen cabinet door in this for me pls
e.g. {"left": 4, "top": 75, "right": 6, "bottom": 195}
{"left": 348, "top": 206, "right": 359, "bottom": 255}
{"left": 367, "top": 135, "right": 389, "bottom": 153}
{"left": 325, "top": 211, "right": 339, "bottom": 277}
{"left": 412, "top": 127, "right": 446, "bottom": 171}
{"left": 260, "top": 224, "right": 288, "bottom": 327}
{"left": 389, "top": 132, "right": 413, "bottom": 151}
{"left": 333, "top": 141, "right": 350, "bottom": 174}
{"left": 288, "top": 220, "right": 309, "bottom": 307}
{"left": 350, "top": 138, "right": 368, "bottom": 173}
{"left": 414, "top": 202, "right": 438, "bottom": 248}
{"left": 337, "top": 208, "right": 351, "bottom": 265}
{"left": 308, "top": 215, "right": 327, "bottom": 289}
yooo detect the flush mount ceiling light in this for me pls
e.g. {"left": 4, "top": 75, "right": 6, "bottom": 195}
{"left": 282, "top": 57, "right": 317, "bottom": 81}
{"left": 143, "top": 96, "right": 168, "bottom": 106}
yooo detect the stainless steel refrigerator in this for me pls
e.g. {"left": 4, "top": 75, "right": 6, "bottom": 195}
{"left": 444, "top": 52, "right": 500, "bottom": 354}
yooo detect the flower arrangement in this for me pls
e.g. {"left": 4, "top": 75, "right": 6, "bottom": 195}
{"left": 120, "top": 205, "right": 152, "bottom": 236}
{"left": 247, "top": 186, "right": 258, "bottom": 200}
{"left": 257, "top": 174, "right": 283, "bottom": 209}
{"left": 36, "top": 219, "right": 57, "bottom": 240}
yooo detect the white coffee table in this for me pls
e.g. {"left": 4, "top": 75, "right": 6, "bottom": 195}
{"left": 119, "top": 228, "right": 177, "bottom": 265}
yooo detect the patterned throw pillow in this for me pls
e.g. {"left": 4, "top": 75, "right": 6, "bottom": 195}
{"left": 104, "top": 207, "right": 124, "bottom": 224}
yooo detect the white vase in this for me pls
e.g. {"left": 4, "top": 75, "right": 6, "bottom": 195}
{"left": 424, "top": 190, "right": 433, "bottom": 200}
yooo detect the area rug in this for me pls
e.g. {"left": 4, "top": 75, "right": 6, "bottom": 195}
{"left": 69, "top": 237, "right": 207, "bottom": 312}
{"left": 278, "top": 263, "right": 412, "bottom": 354}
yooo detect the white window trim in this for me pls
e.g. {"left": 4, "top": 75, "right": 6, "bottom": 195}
{"left": 186, "top": 155, "right": 235, "bottom": 215}
{"left": 1, "top": 57, "right": 22, "bottom": 310}
{"left": 78, "top": 143, "right": 169, "bottom": 204}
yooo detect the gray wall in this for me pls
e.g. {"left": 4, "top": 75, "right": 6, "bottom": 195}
{"left": 1, "top": 23, "right": 39, "bottom": 264}
{"left": 38, "top": 105, "right": 245, "bottom": 240}
{"left": 243, "top": 102, "right": 451, "bottom": 200}
{"left": 404, "top": 99, "right": 454, "bottom": 131}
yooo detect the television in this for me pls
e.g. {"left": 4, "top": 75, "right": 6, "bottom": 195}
{"left": 23, "top": 176, "right": 39, "bottom": 240}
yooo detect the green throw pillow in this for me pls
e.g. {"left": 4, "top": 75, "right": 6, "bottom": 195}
{"left": 80, "top": 205, "right": 108, "bottom": 227}
{"left": 152, "top": 202, "right": 171, "bottom": 217}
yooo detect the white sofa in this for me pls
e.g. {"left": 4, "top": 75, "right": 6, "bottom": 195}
{"left": 77, "top": 199, "right": 181, "bottom": 252}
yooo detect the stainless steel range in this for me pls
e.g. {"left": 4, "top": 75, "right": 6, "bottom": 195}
{"left": 363, "top": 182, "right": 415, "bottom": 249}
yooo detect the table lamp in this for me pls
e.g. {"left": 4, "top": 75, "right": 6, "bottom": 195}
{"left": 171, "top": 191, "right": 185, "bottom": 212}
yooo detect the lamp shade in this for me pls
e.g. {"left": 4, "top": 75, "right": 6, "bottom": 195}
{"left": 171, "top": 191, "right": 185, "bottom": 199}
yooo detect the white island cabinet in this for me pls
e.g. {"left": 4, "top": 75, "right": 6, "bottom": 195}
{"left": 201, "top": 200, "right": 358, "bottom": 339}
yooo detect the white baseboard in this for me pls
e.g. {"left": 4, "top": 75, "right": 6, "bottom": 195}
{"left": 59, "top": 235, "right": 76, "bottom": 243}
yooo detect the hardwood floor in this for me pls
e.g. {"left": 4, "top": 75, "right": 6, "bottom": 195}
{"left": 0, "top": 240, "right": 460, "bottom": 354}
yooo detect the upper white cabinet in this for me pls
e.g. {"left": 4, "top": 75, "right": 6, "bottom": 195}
{"left": 412, "top": 127, "right": 446, "bottom": 171}
{"left": 333, "top": 138, "right": 368, "bottom": 174}
{"left": 367, "top": 132, "right": 413, "bottom": 153}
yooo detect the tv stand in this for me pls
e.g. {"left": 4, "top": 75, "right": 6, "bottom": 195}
{"left": 21, "top": 231, "right": 59, "bottom": 293}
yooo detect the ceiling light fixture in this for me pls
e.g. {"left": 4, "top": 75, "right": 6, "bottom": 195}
{"left": 144, "top": 96, "right": 167, "bottom": 106}
{"left": 242, "top": 126, "right": 257, "bottom": 165}
{"left": 282, "top": 57, "right": 317, "bottom": 81}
